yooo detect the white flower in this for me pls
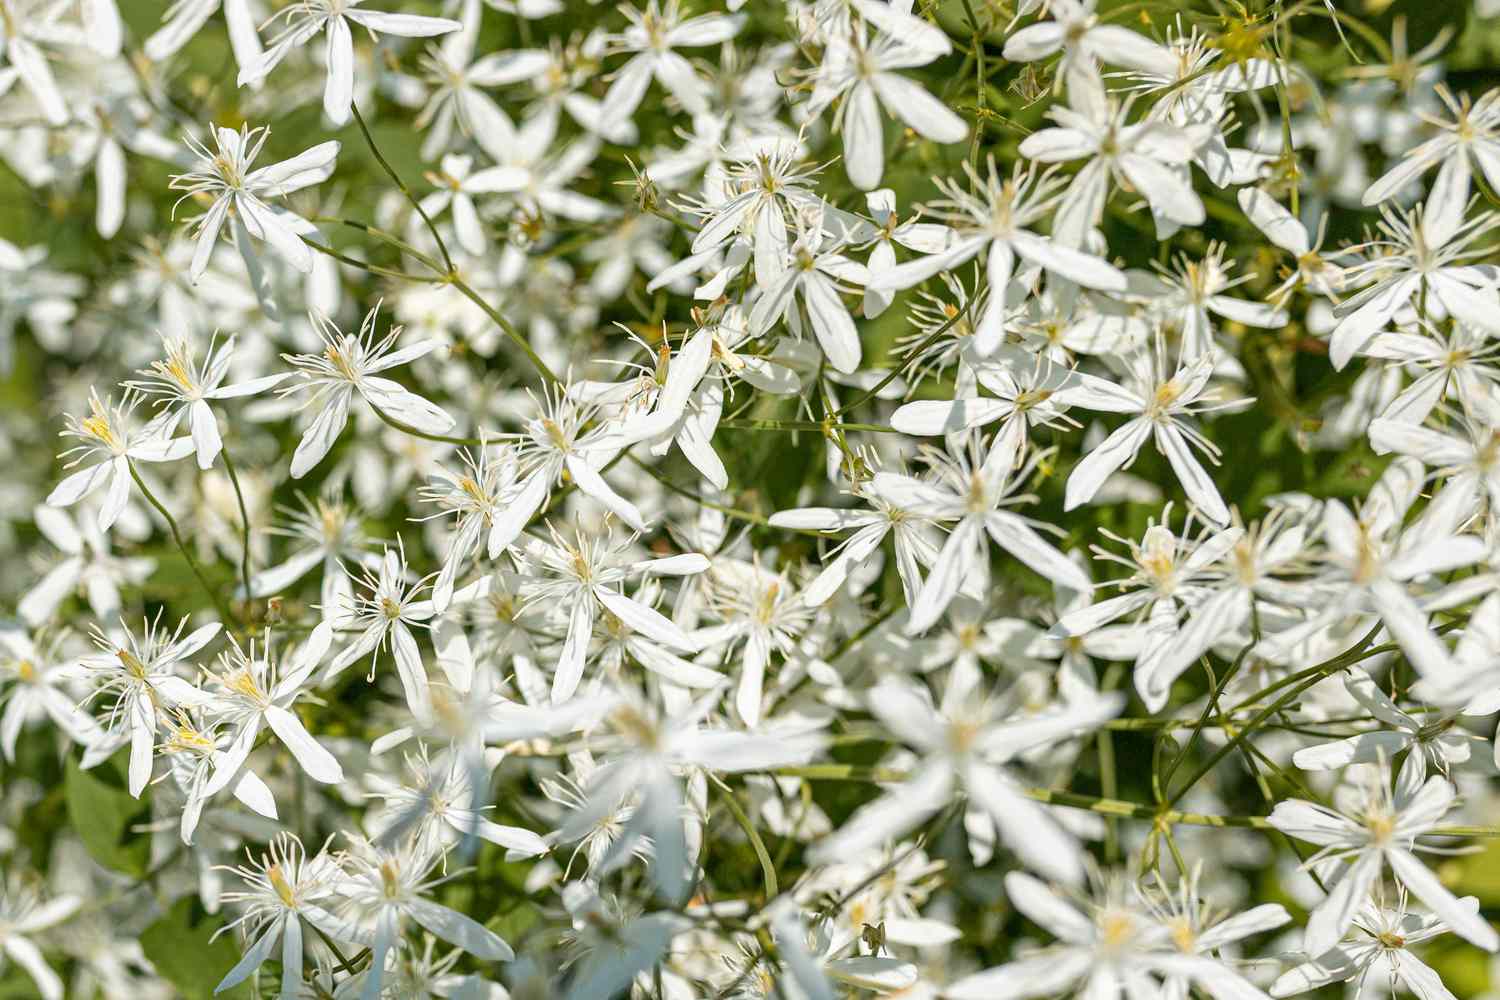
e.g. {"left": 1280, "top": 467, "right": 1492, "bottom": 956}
{"left": 0, "top": 628, "right": 102, "bottom": 761}
{"left": 216, "top": 833, "right": 346, "bottom": 997}
{"left": 1271, "top": 894, "right": 1478, "bottom": 998}
{"left": 694, "top": 557, "right": 815, "bottom": 727}
{"left": 145, "top": 0, "right": 263, "bottom": 67}
{"left": 0, "top": 240, "right": 83, "bottom": 371}
{"left": 485, "top": 380, "right": 663, "bottom": 552}
{"left": 1362, "top": 84, "right": 1500, "bottom": 220}
{"left": 417, "top": 154, "right": 507, "bottom": 257}
{"left": 1139, "top": 863, "right": 1291, "bottom": 1000}
{"left": 0, "top": 882, "right": 81, "bottom": 1000}
{"left": 889, "top": 343, "right": 1142, "bottom": 456}
{"left": 80, "top": 615, "right": 220, "bottom": 797}
{"left": 860, "top": 188, "right": 955, "bottom": 318}
{"left": 1413, "top": 593, "right": 1500, "bottom": 752}
{"left": 876, "top": 435, "right": 1092, "bottom": 635}
{"left": 687, "top": 141, "right": 825, "bottom": 289}
{"left": 202, "top": 629, "right": 344, "bottom": 797}
{"left": 1002, "top": 0, "right": 1178, "bottom": 99}
{"left": 1294, "top": 671, "right": 1471, "bottom": 798}
{"left": 418, "top": 443, "right": 522, "bottom": 612}
{"left": 771, "top": 904, "right": 918, "bottom": 999}
{"left": 1237, "top": 188, "right": 1346, "bottom": 300}
{"left": 1363, "top": 322, "right": 1500, "bottom": 427}
{"left": 1329, "top": 203, "right": 1500, "bottom": 369}
{"left": 768, "top": 472, "right": 942, "bottom": 609}
{"left": 750, "top": 220, "right": 870, "bottom": 374}
{"left": 1369, "top": 410, "right": 1500, "bottom": 518}
{"left": 468, "top": 111, "right": 616, "bottom": 224}
{"left": 558, "top": 883, "right": 690, "bottom": 1000}
{"left": 520, "top": 522, "right": 706, "bottom": 703}
{"left": 281, "top": 308, "right": 453, "bottom": 479}
{"left": 1047, "top": 507, "right": 1244, "bottom": 711}
{"left": 169, "top": 125, "right": 340, "bottom": 281}
{"left": 325, "top": 546, "right": 438, "bottom": 717}
{"left": 332, "top": 837, "right": 513, "bottom": 1000}
{"left": 243, "top": 493, "right": 376, "bottom": 616}
{"left": 366, "top": 746, "right": 548, "bottom": 858}
{"left": 866, "top": 161, "right": 1126, "bottom": 356}
{"left": 47, "top": 390, "right": 195, "bottom": 533}
{"left": 129, "top": 334, "right": 289, "bottom": 470}
{"left": 805, "top": 8, "right": 962, "bottom": 190}
{"left": 946, "top": 871, "right": 1163, "bottom": 999}
{"left": 805, "top": 674, "right": 1121, "bottom": 886}
{"left": 162, "top": 710, "right": 276, "bottom": 843}
{"left": 18, "top": 504, "right": 152, "bottom": 627}
{"left": 0, "top": 0, "right": 78, "bottom": 125}
{"left": 1019, "top": 92, "right": 1207, "bottom": 244}
{"left": 601, "top": 0, "right": 744, "bottom": 119}
{"left": 559, "top": 691, "right": 824, "bottom": 902}
{"left": 1266, "top": 458, "right": 1485, "bottom": 681}
{"left": 1268, "top": 771, "right": 1499, "bottom": 956}
{"left": 414, "top": 4, "right": 541, "bottom": 159}
{"left": 237, "top": 0, "right": 460, "bottom": 125}
{"left": 1062, "top": 343, "right": 1239, "bottom": 525}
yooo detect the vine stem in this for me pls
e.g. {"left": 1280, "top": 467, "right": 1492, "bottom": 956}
{"left": 834, "top": 283, "right": 982, "bottom": 417}
{"left": 720, "top": 417, "right": 899, "bottom": 435}
{"left": 712, "top": 776, "right": 778, "bottom": 900}
{"left": 343, "top": 104, "right": 562, "bottom": 388}
{"left": 351, "top": 103, "right": 454, "bottom": 276}
{"left": 220, "top": 446, "right": 255, "bottom": 610}
{"left": 127, "top": 459, "right": 240, "bottom": 628}
{"left": 311, "top": 923, "right": 361, "bottom": 976}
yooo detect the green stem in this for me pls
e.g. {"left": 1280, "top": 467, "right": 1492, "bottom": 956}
{"left": 720, "top": 418, "right": 899, "bottom": 434}
{"left": 128, "top": 459, "right": 239, "bottom": 627}
{"left": 351, "top": 103, "right": 454, "bottom": 275}
{"left": 311, "top": 923, "right": 360, "bottom": 976}
{"left": 345, "top": 105, "right": 561, "bottom": 388}
{"left": 1163, "top": 606, "right": 1259, "bottom": 788}
{"left": 446, "top": 278, "right": 562, "bottom": 387}
{"left": 835, "top": 288, "right": 981, "bottom": 416}
{"left": 219, "top": 447, "right": 255, "bottom": 610}
{"left": 713, "top": 777, "right": 778, "bottom": 900}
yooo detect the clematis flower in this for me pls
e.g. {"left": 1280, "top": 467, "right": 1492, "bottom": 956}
{"left": 216, "top": 833, "right": 347, "bottom": 997}
{"left": 79, "top": 614, "right": 220, "bottom": 797}
{"left": 1269, "top": 770, "right": 1499, "bottom": 957}
{"left": 237, "top": 0, "right": 460, "bottom": 125}
{"left": 47, "top": 390, "right": 195, "bottom": 533}
{"left": 280, "top": 308, "right": 454, "bottom": 479}
{"left": 129, "top": 334, "right": 289, "bottom": 470}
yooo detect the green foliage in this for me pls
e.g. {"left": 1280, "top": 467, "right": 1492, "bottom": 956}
{"left": 139, "top": 898, "right": 253, "bottom": 1000}
{"left": 64, "top": 753, "right": 151, "bottom": 879}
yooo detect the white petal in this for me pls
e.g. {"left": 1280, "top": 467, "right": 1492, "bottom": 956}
{"left": 407, "top": 899, "right": 514, "bottom": 960}
{"left": 1303, "top": 849, "right": 1381, "bottom": 958}
{"left": 842, "top": 82, "right": 884, "bottom": 191}
{"left": 871, "top": 72, "right": 966, "bottom": 143}
{"left": 1156, "top": 423, "right": 1229, "bottom": 525}
{"left": 265, "top": 704, "right": 343, "bottom": 783}
{"left": 1065, "top": 418, "right": 1150, "bottom": 511}
{"left": 595, "top": 587, "right": 694, "bottom": 650}
{"left": 1387, "top": 847, "right": 1499, "bottom": 951}
{"left": 801, "top": 273, "right": 862, "bottom": 373}
{"left": 290, "top": 387, "right": 351, "bottom": 478}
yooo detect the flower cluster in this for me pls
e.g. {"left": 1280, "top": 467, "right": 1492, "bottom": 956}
{"left": 3, "top": 0, "right": 1500, "bottom": 997}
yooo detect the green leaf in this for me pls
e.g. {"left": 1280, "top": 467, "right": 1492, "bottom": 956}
{"left": 139, "top": 898, "right": 253, "bottom": 1000}
{"left": 64, "top": 752, "right": 150, "bottom": 878}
